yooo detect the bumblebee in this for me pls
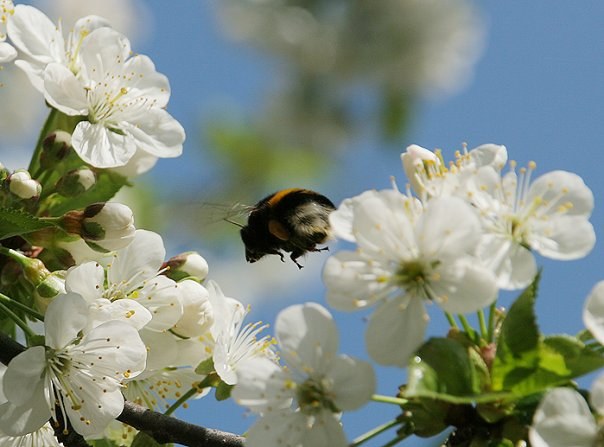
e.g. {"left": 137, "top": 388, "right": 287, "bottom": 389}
{"left": 239, "top": 188, "right": 336, "bottom": 269}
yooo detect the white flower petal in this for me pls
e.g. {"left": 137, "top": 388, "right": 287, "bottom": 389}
{"left": 86, "top": 298, "right": 152, "bottom": 331}
{"left": 125, "top": 108, "right": 185, "bottom": 158}
{"left": 583, "top": 281, "right": 604, "bottom": 345}
{"left": 7, "top": 5, "right": 65, "bottom": 65}
{"left": 477, "top": 234, "right": 537, "bottom": 290}
{"left": 140, "top": 330, "right": 178, "bottom": 371}
{"left": 45, "top": 292, "right": 89, "bottom": 348}
{"left": 0, "top": 42, "right": 16, "bottom": 63}
{"left": 72, "top": 121, "right": 137, "bottom": 168}
{"left": 276, "top": 302, "right": 338, "bottom": 375}
{"left": 232, "top": 357, "right": 291, "bottom": 413}
{"left": 529, "top": 216, "right": 595, "bottom": 260}
{"left": 417, "top": 197, "right": 481, "bottom": 259}
{"left": 468, "top": 144, "right": 507, "bottom": 170}
{"left": 65, "top": 261, "right": 105, "bottom": 302}
{"left": 590, "top": 373, "right": 604, "bottom": 415}
{"left": 43, "top": 63, "right": 88, "bottom": 115}
{"left": 528, "top": 170, "right": 594, "bottom": 217}
{"left": 108, "top": 230, "right": 166, "bottom": 286}
{"left": 366, "top": 295, "right": 428, "bottom": 366}
{"left": 135, "top": 276, "right": 183, "bottom": 332}
{"left": 122, "top": 54, "right": 170, "bottom": 107}
{"left": 329, "top": 355, "right": 375, "bottom": 411}
{"left": 529, "top": 388, "right": 596, "bottom": 447}
{"left": 245, "top": 410, "right": 347, "bottom": 447}
{"left": 433, "top": 259, "right": 498, "bottom": 314}
{"left": 110, "top": 148, "right": 158, "bottom": 177}
{"left": 323, "top": 251, "right": 391, "bottom": 311}
{"left": 78, "top": 27, "right": 131, "bottom": 82}
{"left": 0, "top": 387, "right": 51, "bottom": 437}
{"left": 3, "top": 346, "right": 46, "bottom": 406}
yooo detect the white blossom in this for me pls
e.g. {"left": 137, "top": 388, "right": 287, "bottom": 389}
{"left": 7, "top": 5, "right": 184, "bottom": 172}
{"left": 232, "top": 302, "right": 375, "bottom": 447}
{"left": 323, "top": 189, "right": 497, "bottom": 366}
{"left": 0, "top": 293, "right": 147, "bottom": 437}
{"left": 0, "top": 0, "right": 16, "bottom": 63}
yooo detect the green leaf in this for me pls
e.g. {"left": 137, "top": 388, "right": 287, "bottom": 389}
{"left": 131, "top": 431, "right": 167, "bottom": 447}
{"left": 542, "top": 335, "right": 604, "bottom": 379}
{"left": 406, "top": 338, "right": 507, "bottom": 403}
{"left": 89, "top": 439, "right": 121, "bottom": 447}
{"left": 0, "top": 208, "right": 55, "bottom": 239}
{"left": 491, "top": 274, "right": 541, "bottom": 392}
{"left": 45, "top": 170, "right": 130, "bottom": 216}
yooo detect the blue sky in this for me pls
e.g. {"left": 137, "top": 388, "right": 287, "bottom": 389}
{"left": 5, "top": 1, "right": 604, "bottom": 445}
{"left": 130, "top": 1, "right": 604, "bottom": 444}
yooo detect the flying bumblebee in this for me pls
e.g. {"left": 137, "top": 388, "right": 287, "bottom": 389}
{"left": 234, "top": 188, "right": 336, "bottom": 269}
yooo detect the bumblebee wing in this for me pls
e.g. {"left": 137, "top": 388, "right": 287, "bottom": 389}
{"left": 198, "top": 202, "right": 253, "bottom": 227}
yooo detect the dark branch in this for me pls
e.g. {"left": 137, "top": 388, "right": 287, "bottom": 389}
{"left": 119, "top": 401, "right": 245, "bottom": 447}
{"left": 0, "top": 331, "right": 245, "bottom": 447}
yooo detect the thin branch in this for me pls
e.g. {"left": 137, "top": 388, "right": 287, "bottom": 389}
{"left": 0, "top": 331, "right": 244, "bottom": 447}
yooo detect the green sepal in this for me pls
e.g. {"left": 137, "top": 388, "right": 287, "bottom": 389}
{"left": 195, "top": 356, "right": 215, "bottom": 375}
{"left": 215, "top": 381, "right": 234, "bottom": 401}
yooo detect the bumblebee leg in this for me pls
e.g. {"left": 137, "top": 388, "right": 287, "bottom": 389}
{"left": 290, "top": 251, "right": 304, "bottom": 269}
{"left": 307, "top": 244, "right": 329, "bottom": 253}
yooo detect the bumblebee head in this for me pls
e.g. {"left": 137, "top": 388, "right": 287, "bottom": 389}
{"left": 240, "top": 226, "right": 264, "bottom": 263}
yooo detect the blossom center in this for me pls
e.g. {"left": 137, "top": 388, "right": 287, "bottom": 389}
{"left": 296, "top": 377, "right": 339, "bottom": 415}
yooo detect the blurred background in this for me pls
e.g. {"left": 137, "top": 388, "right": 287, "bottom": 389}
{"left": 1, "top": 1, "right": 604, "bottom": 445}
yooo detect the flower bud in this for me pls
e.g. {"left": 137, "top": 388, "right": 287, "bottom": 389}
{"left": 55, "top": 166, "right": 96, "bottom": 197}
{"left": 61, "top": 202, "right": 135, "bottom": 252}
{"left": 40, "top": 130, "right": 73, "bottom": 167}
{"left": 163, "top": 251, "right": 209, "bottom": 282}
{"left": 171, "top": 280, "right": 213, "bottom": 338}
{"left": 8, "top": 170, "right": 41, "bottom": 199}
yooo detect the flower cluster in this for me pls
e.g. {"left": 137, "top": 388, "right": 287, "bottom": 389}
{"left": 323, "top": 143, "right": 595, "bottom": 366}
{"left": 7, "top": 4, "right": 184, "bottom": 175}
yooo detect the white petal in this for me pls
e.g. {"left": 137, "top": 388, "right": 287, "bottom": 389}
{"left": 122, "top": 54, "right": 170, "bottom": 107}
{"left": 108, "top": 230, "right": 165, "bottom": 286}
{"left": 329, "top": 197, "right": 356, "bottom": 242}
{"left": 433, "top": 258, "right": 498, "bottom": 314}
{"left": 110, "top": 146, "right": 158, "bottom": 177}
{"left": 476, "top": 234, "right": 536, "bottom": 290}
{"left": 583, "top": 281, "right": 604, "bottom": 345}
{"left": 171, "top": 280, "right": 212, "bottom": 338}
{"left": 125, "top": 108, "right": 185, "bottom": 158}
{"left": 0, "top": 42, "right": 16, "bottom": 63}
{"left": 3, "top": 347, "right": 46, "bottom": 406}
{"left": 43, "top": 63, "right": 88, "bottom": 115}
{"left": 468, "top": 144, "right": 507, "bottom": 170}
{"left": 529, "top": 388, "right": 596, "bottom": 447}
{"left": 528, "top": 170, "right": 594, "bottom": 217}
{"left": 352, "top": 190, "right": 418, "bottom": 260}
{"left": 417, "top": 197, "right": 481, "bottom": 259}
{"left": 65, "top": 261, "right": 104, "bottom": 302}
{"left": 14, "top": 59, "right": 45, "bottom": 91}
{"left": 329, "top": 356, "right": 375, "bottom": 411}
{"left": 72, "top": 121, "right": 137, "bottom": 168}
{"left": 133, "top": 276, "right": 183, "bottom": 332}
{"left": 86, "top": 298, "right": 152, "bottom": 331}
{"left": 232, "top": 357, "right": 291, "bottom": 413}
{"left": 366, "top": 295, "right": 428, "bottom": 366}
{"left": 140, "top": 330, "right": 178, "bottom": 371}
{"left": 66, "top": 383, "right": 124, "bottom": 437}
{"left": 276, "top": 302, "right": 338, "bottom": 375}
{"left": 78, "top": 27, "right": 131, "bottom": 82}
{"left": 323, "top": 251, "right": 391, "bottom": 311}
{"left": 0, "top": 386, "right": 51, "bottom": 437}
{"left": 45, "top": 292, "right": 89, "bottom": 348}
{"left": 590, "top": 373, "right": 604, "bottom": 415}
{"left": 78, "top": 320, "right": 147, "bottom": 377}
{"left": 529, "top": 216, "right": 595, "bottom": 260}
{"left": 7, "top": 5, "right": 64, "bottom": 65}
{"left": 245, "top": 410, "right": 347, "bottom": 447}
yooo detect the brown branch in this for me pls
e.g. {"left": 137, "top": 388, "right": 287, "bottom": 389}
{"left": 0, "top": 331, "right": 245, "bottom": 447}
{"left": 119, "top": 401, "right": 245, "bottom": 447}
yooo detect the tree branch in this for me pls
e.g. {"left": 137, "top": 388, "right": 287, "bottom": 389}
{"left": 119, "top": 401, "right": 245, "bottom": 447}
{"left": 0, "top": 331, "right": 245, "bottom": 447}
